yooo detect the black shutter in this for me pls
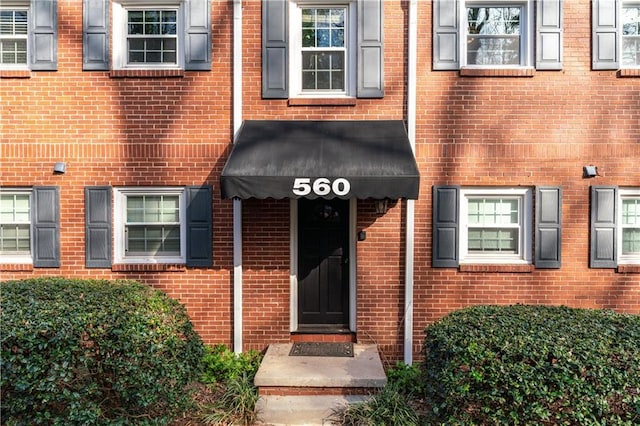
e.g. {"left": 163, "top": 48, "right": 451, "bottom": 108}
{"left": 262, "top": 0, "right": 288, "bottom": 98}
{"left": 82, "top": 0, "right": 110, "bottom": 70}
{"left": 357, "top": 0, "right": 383, "bottom": 98}
{"left": 432, "top": 185, "right": 460, "bottom": 267}
{"left": 85, "top": 186, "right": 112, "bottom": 268}
{"left": 186, "top": 186, "right": 213, "bottom": 267}
{"left": 535, "top": 186, "right": 562, "bottom": 268}
{"left": 30, "top": 0, "right": 58, "bottom": 71}
{"left": 184, "top": 0, "right": 211, "bottom": 70}
{"left": 32, "top": 186, "right": 60, "bottom": 267}
{"left": 590, "top": 186, "right": 618, "bottom": 268}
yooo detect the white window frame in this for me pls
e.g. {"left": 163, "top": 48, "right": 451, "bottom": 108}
{"left": 0, "top": 188, "right": 32, "bottom": 264}
{"left": 113, "top": 187, "right": 187, "bottom": 264}
{"left": 112, "top": 0, "right": 184, "bottom": 70}
{"left": 460, "top": 0, "right": 533, "bottom": 68}
{"left": 289, "top": 0, "right": 357, "bottom": 97}
{"left": 459, "top": 187, "right": 532, "bottom": 264}
{"left": 0, "top": 1, "right": 29, "bottom": 70}
{"left": 622, "top": 0, "right": 640, "bottom": 68}
{"left": 618, "top": 187, "right": 640, "bottom": 265}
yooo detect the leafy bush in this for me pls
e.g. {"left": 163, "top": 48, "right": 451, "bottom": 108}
{"left": 386, "top": 361, "right": 425, "bottom": 397}
{"left": 422, "top": 305, "right": 640, "bottom": 425}
{"left": 200, "top": 373, "right": 260, "bottom": 426}
{"left": 1, "top": 277, "right": 205, "bottom": 425}
{"left": 201, "top": 343, "right": 263, "bottom": 384}
{"left": 331, "top": 384, "right": 420, "bottom": 426}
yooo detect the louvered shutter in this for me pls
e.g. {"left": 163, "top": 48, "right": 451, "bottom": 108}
{"left": 186, "top": 186, "right": 213, "bottom": 267}
{"left": 592, "top": 0, "right": 619, "bottom": 70}
{"left": 357, "top": 0, "right": 383, "bottom": 98}
{"left": 32, "top": 186, "right": 60, "bottom": 267}
{"left": 185, "top": 0, "right": 211, "bottom": 70}
{"left": 536, "top": 0, "right": 563, "bottom": 70}
{"left": 535, "top": 186, "right": 562, "bottom": 268}
{"left": 30, "top": 0, "right": 57, "bottom": 70}
{"left": 432, "top": 186, "right": 460, "bottom": 267}
{"left": 262, "top": 0, "right": 288, "bottom": 99}
{"left": 590, "top": 186, "right": 618, "bottom": 268}
{"left": 85, "top": 187, "right": 112, "bottom": 268}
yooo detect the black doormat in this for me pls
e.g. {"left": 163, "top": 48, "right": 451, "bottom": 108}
{"left": 289, "top": 342, "right": 354, "bottom": 357}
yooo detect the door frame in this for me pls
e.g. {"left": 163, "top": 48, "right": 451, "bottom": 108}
{"left": 290, "top": 198, "right": 357, "bottom": 332}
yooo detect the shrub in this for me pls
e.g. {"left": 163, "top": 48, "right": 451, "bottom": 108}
{"left": 1, "top": 277, "right": 205, "bottom": 425}
{"left": 422, "top": 305, "right": 640, "bottom": 425}
{"left": 386, "top": 361, "right": 425, "bottom": 397}
{"left": 200, "top": 373, "right": 260, "bottom": 426}
{"left": 200, "top": 343, "right": 263, "bottom": 384}
{"left": 331, "top": 384, "right": 420, "bottom": 426}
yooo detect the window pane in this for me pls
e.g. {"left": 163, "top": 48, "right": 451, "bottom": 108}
{"left": 468, "top": 198, "right": 518, "bottom": 225}
{"left": 623, "top": 199, "right": 640, "bottom": 225}
{"left": 623, "top": 229, "right": 640, "bottom": 254}
{"left": 468, "top": 228, "right": 518, "bottom": 253}
{"left": 0, "top": 10, "right": 28, "bottom": 65}
{"left": 467, "top": 7, "right": 521, "bottom": 65}
{"left": 126, "top": 225, "right": 180, "bottom": 255}
{"left": 622, "top": 6, "right": 640, "bottom": 66}
{"left": 301, "top": 51, "right": 345, "bottom": 91}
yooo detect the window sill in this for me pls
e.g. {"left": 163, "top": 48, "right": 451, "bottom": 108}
{"left": 459, "top": 264, "right": 534, "bottom": 273}
{"left": 112, "top": 263, "right": 186, "bottom": 272}
{"left": 110, "top": 69, "right": 185, "bottom": 78}
{"left": 0, "top": 70, "right": 31, "bottom": 78}
{"left": 0, "top": 263, "right": 34, "bottom": 272}
{"left": 618, "top": 69, "right": 640, "bottom": 78}
{"left": 288, "top": 97, "right": 357, "bottom": 107}
{"left": 617, "top": 265, "right": 640, "bottom": 274}
{"left": 460, "top": 67, "right": 535, "bottom": 78}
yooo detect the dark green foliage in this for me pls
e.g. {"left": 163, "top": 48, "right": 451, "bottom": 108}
{"left": 422, "top": 305, "right": 640, "bottom": 425}
{"left": 201, "top": 343, "right": 263, "bottom": 384}
{"left": 1, "top": 277, "right": 205, "bottom": 425}
{"left": 386, "top": 361, "right": 426, "bottom": 397}
{"left": 331, "top": 384, "right": 420, "bottom": 426}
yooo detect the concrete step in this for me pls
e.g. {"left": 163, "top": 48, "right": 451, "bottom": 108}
{"left": 255, "top": 394, "right": 370, "bottom": 426}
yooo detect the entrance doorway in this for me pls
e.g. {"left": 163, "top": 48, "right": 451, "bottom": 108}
{"left": 297, "top": 198, "right": 350, "bottom": 330}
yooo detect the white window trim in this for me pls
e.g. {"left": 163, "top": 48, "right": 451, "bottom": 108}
{"left": 113, "top": 187, "right": 187, "bottom": 264}
{"left": 112, "top": 0, "right": 184, "bottom": 70}
{"left": 621, "top": 0, "right": 640, "bottom": 69}
{"left": 289, "top": 0, "right": 357, "bottom": 98}
{"left": 459, "top": 187, "right": 532, "bottom": 264}
{"left": 618, "top": 187, "right": 640, "bottom": 265}
{"left": 460, "top": 0, "right": 534, "bottom": 69}
{"left": 0, "top": 2, "right": 29, "bottom": 70}
{"left": 0, "top": 188, "right": 32, "bottom": 264}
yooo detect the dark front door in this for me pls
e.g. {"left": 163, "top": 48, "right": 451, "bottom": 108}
{"left": 298, "top": 198, "right": 349, "bottom": 330}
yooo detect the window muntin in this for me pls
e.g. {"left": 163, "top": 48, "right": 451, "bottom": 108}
{"left": 0, "top": 190, "right": 31, "bottom": 262}
{"left": 127, "top": 9, "right": 177, "bottom": 64}
{"left": 462, "top": 1, "right": 531, "bottom": 68}
{"left": 301, "top": 7, "right": 346, "bottom": 92}
{"left": 114, "top": 188, "right": 186, "bottom": 264}
{"left": 0, "top": 8, "right": 28, "bottom": 67}
{"left": 622, "top": 3, "right": 640, "bottom": 67}
{"left": 620, "top": 190, "right": 640, "bottom": 264}
{"left": 460, "top": 188, "right": 532, "bottom": 264}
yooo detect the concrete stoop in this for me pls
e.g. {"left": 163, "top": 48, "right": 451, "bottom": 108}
{"left": 253, "top": 343, "right": 387, "bottom": 426}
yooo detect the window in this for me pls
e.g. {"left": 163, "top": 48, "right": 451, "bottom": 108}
{"left": 262, "top": 0, "right": 384, "bottom": 99}
{"left": 0, "top": 1, "right": 56, "bottom": 71}
{"left": 460, "top": 188, "right": 532, "bottom": 264}
{"left": 0, "top": 7, "right": 28, "bottom": 67}
{"left": 466, "top": 5, "right": 525, "bottom": 66}
{"left": 290, "top": 1, "right": 356, "bottom": 96}
{"left": 619, "top": 189, "right": 640, "bottom": 264}
{"left": 113, "top": 2, "right": 182, "bottom": 69}
{"left": 433, "top": 0, "right": 562, "bottom": 71}
{"left": 0, "top": 187, "right": 60, "bottom": 267}
{"left": 0, "top": 190, "right": 31, "bottom": 262}
{"left": 622, "top": 2, "right": 640, "bottom": 67}
{"left": 114, "top": 188, "right": 186, "bottom": 264}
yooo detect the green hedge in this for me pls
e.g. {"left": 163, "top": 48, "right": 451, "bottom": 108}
{"left": 1, "top": 277, "right": 205, "bottom": 425}
{"left": 422, "top": 305, "right": 640, "bottom": 425}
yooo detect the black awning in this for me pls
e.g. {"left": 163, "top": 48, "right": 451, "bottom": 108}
{"left": 220, "top": 120, "right": 420, "bottom": 200}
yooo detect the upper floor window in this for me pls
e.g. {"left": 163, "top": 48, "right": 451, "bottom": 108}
{"left": 622, "top": 2, "right": 640, "bottom": 67}
{"left": 464, "top": 1, "right": 532, "bottom": 68}
{"left": 0, "top": 8, "right": 28, "bottom": 68}
{"left": 113, "top": 2, "right": 182, "bottom": 69}
{"left": 620, "top": 189, "right": 640, "bottom": 264}
{"left": 0, "top": 1, "right": 56, "bottom": 71}
{"left": 290, "top": 1, "right": 356, "bottom": 97}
